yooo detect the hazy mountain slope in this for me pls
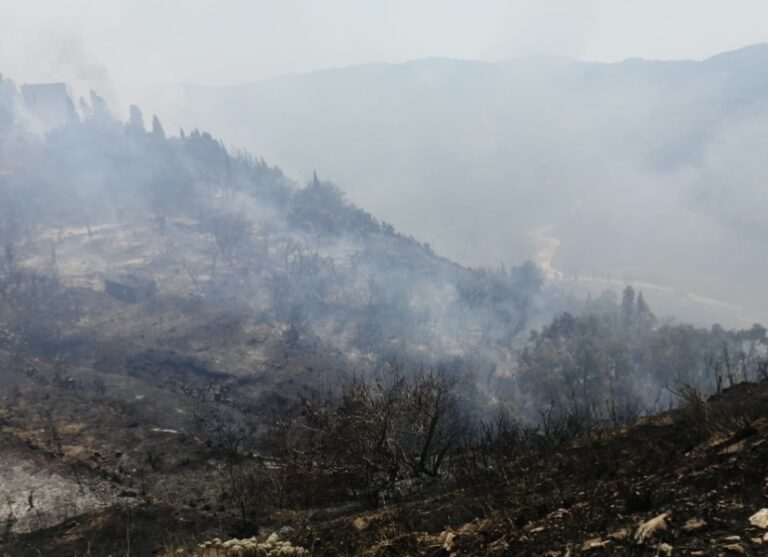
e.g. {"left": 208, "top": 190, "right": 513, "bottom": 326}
{"left": 141, "top": 45, "right": 768, "bottom": 327}
{"left": 0, "top": 76, "right": 551, "bottom": 548}
{"left": 0, "top": 74, "right": 552, "bottom": 413}
{"left": 2, "top": 70, "right": 768, "bottom": 556}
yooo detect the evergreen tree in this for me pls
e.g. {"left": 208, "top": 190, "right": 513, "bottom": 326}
{"left": 89, "top": 92, "right": 110, "bottom": 118}
{"left": 636, "top": 291, "right": 656, "bottom": 330}
{"left": 128, "top": 104, "right": 145, "bottom": 132}
{"left": 621, "top": 285, "right": 635, "bottom": 329}
{"left": 151, "top": 115, "right": 166, "bottom": 140}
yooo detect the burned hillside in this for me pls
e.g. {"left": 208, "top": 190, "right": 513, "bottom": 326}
{"left": 0, "top": 76, "right": 551, "bottom": 552}
{"left": 1, "top": 73, "right": 767, "bottom": 557}
{"left": 0, "top": 75, "right": 548, "bottom": 390}
{"left": 5, "top": 365, "right": 768, "bottom": 555}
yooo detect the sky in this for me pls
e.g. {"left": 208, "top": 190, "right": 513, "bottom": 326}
{"left": 2, "top": 0, "right": 768, "bottom": 101}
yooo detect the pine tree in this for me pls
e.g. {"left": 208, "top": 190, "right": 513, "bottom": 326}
{"left": 128, "top": 104, "right": 145, "bottom": 132}
{"left": 635, "top": 291, "right": 656, "bottom": 331}
{"left": 151, "top": 115, "right": 166, "bottom": 139}
{"left": 621, "top": 285, "right": 635, "bottom": 329}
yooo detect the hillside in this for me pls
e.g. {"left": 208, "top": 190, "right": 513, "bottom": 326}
{"left": 0, "top": 75, "right": 552, "bottom": 552}
{"left": 217, "top": 381, "right": 768, "bottom": 556}
{"left": 1, "top": 72, "right": 767, "bottom": 556}
{"left": 6, "top": 378, "right": 768, "bottom": 555}
{"left": 140, "top": 45, "right": 768, "bottom": 327}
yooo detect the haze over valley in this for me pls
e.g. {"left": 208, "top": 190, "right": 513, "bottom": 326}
{"left": 141, "top": 45, "right": 768, "bottom": 327}
{"left": 3, "top": 3, "right": 768, "bottom": 555}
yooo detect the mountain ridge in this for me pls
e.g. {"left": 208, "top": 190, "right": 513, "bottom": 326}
{"left": 139, "top": 43, "right": 768, "bottom": 328}
{"left": 167, "top": 42, "right": 768, "bottom": 92}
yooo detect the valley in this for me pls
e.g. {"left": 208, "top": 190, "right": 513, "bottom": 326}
{"left": 529, "top": 224, "right": 763, "bottom": 328}
{"left": 2, "top": 29, "right": 768, "bottom": 556}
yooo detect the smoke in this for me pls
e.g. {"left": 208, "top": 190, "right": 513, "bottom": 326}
{"left": 138, "top": 48, "right": 768, "bottom": 328}
{"left": 49, "top": 34, "right": 117, "bottom": 108}
{"left": 0, "top": 84, "right": 563, "bottom": 416}
{"left": 0, "top": 27, "right": 121, "bottom": 118}
{"left": 3, "top": 2, "right": 768, "bottom": 420}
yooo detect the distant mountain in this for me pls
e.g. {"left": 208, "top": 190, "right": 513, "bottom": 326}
{"left": 141, "top": 44, "right": 768, "bottom": 327}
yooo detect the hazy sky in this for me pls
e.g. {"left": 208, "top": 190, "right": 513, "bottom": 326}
{"left": 2, "top": 0, "right": 768, "bottom": 97}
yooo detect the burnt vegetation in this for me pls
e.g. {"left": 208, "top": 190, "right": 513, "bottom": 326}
{"left": 1, "top": 74, "right": 768, "bottom": 556}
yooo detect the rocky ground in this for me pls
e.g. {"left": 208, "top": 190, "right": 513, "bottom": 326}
{"left": 3, "top": 379, "right": 768, "bottom": 556}
{"left": 271, "top": 382, "right": 768, "bottom": 557}
{"left": 287, "top": 382, "right": 768, "bottom": 556}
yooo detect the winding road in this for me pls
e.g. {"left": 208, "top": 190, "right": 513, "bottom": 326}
{"left": 528, "top": 224, "right": 762, "bottom": 327}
